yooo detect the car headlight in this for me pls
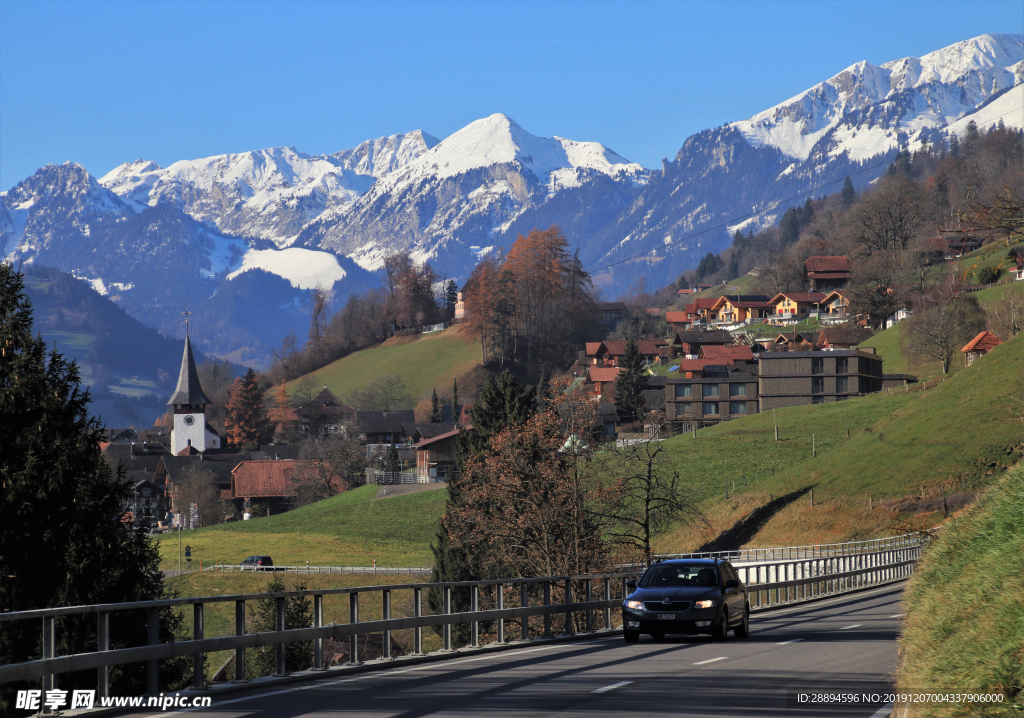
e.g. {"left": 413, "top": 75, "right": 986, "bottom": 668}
{"left": 694, "top": 599, "right": 715, "bottom": 609}
{"left": 625, "top": 600, "right": 644, "bottom": 610}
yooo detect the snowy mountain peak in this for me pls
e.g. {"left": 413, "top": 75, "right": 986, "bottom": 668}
{"left": 331, "top": 130, "right": 440, "bottom": 178}
{"left": 732, "top": 33, "right": 1024, "bottom": 161}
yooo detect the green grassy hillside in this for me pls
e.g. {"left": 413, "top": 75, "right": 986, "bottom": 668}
{"left": 651, "top": 328, "right": 1024, "bottom": 551}
{"left": 156, "top": 485, "right": 447, "bottom": 569}
{"left": 284, "top": 325, "right": 481, "bottom": 408}
{"left": 897, "top": 463, "right": 1024, "bottom": 715}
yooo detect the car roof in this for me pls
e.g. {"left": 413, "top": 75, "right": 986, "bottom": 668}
{"left": 652, "top": 558, "right": 725, "bottom": 566}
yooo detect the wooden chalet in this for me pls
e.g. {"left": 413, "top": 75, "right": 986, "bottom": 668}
{"left": 710, "top": 295, "right": 774, "bottom": 324}
{"left": 769, "top": 291, "right": 828, "bottom": 320}
{"left": 413, "top": 430, "right": 459, "bottom": 481}
{"left": 804, "top": 256, "right": 853, "bottom": 292}
{"left": 961, "top": 331, "right": 1002, "bottom": 366}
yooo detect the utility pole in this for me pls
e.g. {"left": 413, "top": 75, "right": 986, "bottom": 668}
{"left": 846, "top": 408, "right": 850, "bottom": 439}
{"left": 773, "top": 408, "right": 778, "bottom": 441}
{"left": 812, "top": 433, "right": 816, "bottom": 458}
{"left": 178, "top": 523, "right": 182, "bottom": 575}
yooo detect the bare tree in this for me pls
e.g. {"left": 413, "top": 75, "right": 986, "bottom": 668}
{"left": 597, "top": 435, "right": 707, "bottom": 564}
{"left": 847, "top": 250, "right": 909, "bottom": 328}
{"left": 292, "top": 426, "right": 369, "bottom": 505}
{"left": 905, "top": 276, "right": 986, "bottom": 374}
{"left": 849, "top": 174, "right": 924, "bottom": 255}
{"left": 175, "top": 463, "right": 223, "bottom": 528}
{"left": 352, "top": 374, "right": 409, "bottom": 411}
{"left": 988, "top": 290, "right": 1024, "bottom": 339}
{"left": 308, "top": 287, "right": 330, "bottom": 366}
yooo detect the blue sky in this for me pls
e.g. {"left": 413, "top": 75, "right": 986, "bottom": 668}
{"left": 1, "top": 0, "right": 1021, "bottom": 190}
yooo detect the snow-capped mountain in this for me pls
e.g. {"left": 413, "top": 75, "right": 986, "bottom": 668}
{"left": 100, "top": 131, "right": 439, "bottom": 247}
{"left": 297, "top": 113, "right": 649, "bottom": 273}
{"left": 583, "top": 33, "right": 1024, "bottom": 290}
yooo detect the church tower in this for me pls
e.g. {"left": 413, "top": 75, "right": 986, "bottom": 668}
{"left": 168, "top": 320, "right": 220, "bottom": 454}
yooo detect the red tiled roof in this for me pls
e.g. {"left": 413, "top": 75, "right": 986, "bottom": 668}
{"left": 665, "top": 311, "right": 689, "bottom": 323}
{"left": 686, "top": 298, "right": 719, "bottom": 311}
{"left": 821, "top": 291, "right": 852, "bottom": 303}
{"left": 677, "top": 359, "right": 734, "bottom": 374}
{"left": 700, "top": 345, "right": 754, "bottom": 360}
{"left": 961, "top": 331, "right": 1002, "bottom": 354}
{"left": 601, "top": 340, "right": 662, "bottom": 356}
{"left": 587, "top": 367, "right": 622, "bottom": 383}
{"left": 585, "top": 342, "right": 604, "bottom": 356}
{"left": 807, "top": 272, "right": 852, "bottom": 280}
{"left": 231, "top": 460, "right": 307, "bottom": 498}
{"left": 770, "top": 292, "right": 829, "bottom": 304}
{"left": 805, "top": 256, "right": 853, "bottom": 273}
{"left": 816, "top": 327, "right": 874, "bottom": 347}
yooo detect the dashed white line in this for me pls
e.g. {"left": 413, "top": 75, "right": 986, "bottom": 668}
{"left": 840, "top": 624, "right": 862, "bottom": 630}
{"left": 776, "top": 638, "right": 804, "bottom": 645}
{"left": 889, "top": 614, "right": 903, "bottom": 618}
{"left": 592, "top": 681, "right": 633, "bottom": 694}
{"left": 693, "top": 656, "right": 728, "bottom": 665}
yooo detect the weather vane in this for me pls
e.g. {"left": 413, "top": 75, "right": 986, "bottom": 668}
{"left": 183, "top": 307, "right": 190, "bottom": 336}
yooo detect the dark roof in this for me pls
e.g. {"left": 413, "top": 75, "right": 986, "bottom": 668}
{"left": 646, "top": 376, "right": 666, "bottom": 388}
{"left": 167, "top": 335, "right": 211, "bottom": 406}
{"left": 720, "top": 294, "right": 770, "bottom": 303}
{"left": 248, "top": 444, "right": 303, "bottom": 461}
{"left": 597, "top": 402, "right": 618, "bottom": 420}
{"left": 356, "top": 410, "right": 416, "bottom": 435}
{"left": 158, "top": 454, "right": 246, "bottom": 486}
{"left": 672, "top": 330, "right": 734, "bottom": 345}
{"left": 703, "top": 365, "right": 730, "bottom": 378}
{"left": 804, "top": 256, "right": 854, "bottom": 273}
{"left": 103, "top": 442, "right": 169, "bottom": 474}
{"left": 816, "top": 327, "right": 875, "bottom": 346}
{"left": 403, "top": 423, "right": 457, "bottom": 440}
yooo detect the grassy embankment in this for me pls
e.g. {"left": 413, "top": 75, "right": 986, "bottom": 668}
{"left": 282, "top": 324, "right": 481, "bottom": 412}
{"left": 896, "top": 463, "right": 1024, "bottom": 716}
{"left": 155, "top": 485, "right": 446, "bottom": 570}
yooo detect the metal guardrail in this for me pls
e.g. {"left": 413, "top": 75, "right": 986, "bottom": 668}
{"left": 211, "top": 564, "right": 432, "bottom": 576}
{"left": 0, "top": 536, "right": 927, "bottom": 700}
{"left": 657, "top": 532, "right": 926, "bottom": 564}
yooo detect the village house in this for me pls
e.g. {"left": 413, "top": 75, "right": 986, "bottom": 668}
{"left": 709, "top": 295, "right": 774, "bottom": 325}
{"left": 595, "top": 302, "right": 629, "bottom": 331}
{"left": 758, "top": 348, "right": 883, "bottom": 409}
{"left": 661, "top": 330, "right": 734, "bottom": 360}
{"left": 804, "top": 256, "right": 854, "bottom": 292}
{"left": 296, "top": 387, "right": 355, "bottom": 436}
{"left": 402, "top": 422, "right": 457, "bottom": 444}
{"left": 590, "top": 339, "right": 666, "bottom": 367}
{"left": 769, "top": 291, "right": 828, "bottom": 320}
{"left": 814, "top": 327, "right": 874, "bottom": 350}
{"left": 819, "top": 290, "right": 854, "bottom": 318}
{"left": 697, "top": 344, "right": 755, "bottom": 362}
{"left": 586, "top": 366, "right": 621, "bottom": 399}
{"left": 356, "top": 410, "right": 416, "bottom": 446}
{"left": 454, "top": 291, "right": 467, "bottom": 320}
{"left": 412, "top": 430, "right": 458, "bottom": 481}
{"left": 961, "top": 331, "right": 1002, "bottom": 366}
{"left": 1009, "top": 249, "right": 1024, "bottom": 280}
{"left": 158, "top": 453, "right": 247, "bottom": 525}
{"left": 667, "top": 298, "right": 719, "bottom": 330}
{"left": 945, "top": 236, "right": 983, "bottom": 258}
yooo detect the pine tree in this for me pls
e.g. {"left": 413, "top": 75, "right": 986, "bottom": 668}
{"left": 443, "top": 280, "right": 458, "bottom": 319}
{"left": 451, "top": 377, "right": 459, "bottom": 426}
{"left": 840, "top": 176, "right": 857, "bottom": 207}
{"left": 247, "top": 577, "right": 312, "bottom": 676}
{"left": 0, "top": 264, "right": 189, "bottom": 709}
{"left": 614, "top": 339, "right": 650, "bottom": 423}
{"left": 429, "top": 387, "right": 443, "bottom": 422}
{"left": 225, "top": 368, "right": 265, "bottom": 449}
{"left": 949, "top": 132, "right": 960, "bottom": 157}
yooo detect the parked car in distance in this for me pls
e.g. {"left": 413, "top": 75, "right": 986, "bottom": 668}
{"left": 621, "top": 558, "right": 749, "bottom": 643}
{"left": 240, "top": 555, "right": 275, "bottom": 571}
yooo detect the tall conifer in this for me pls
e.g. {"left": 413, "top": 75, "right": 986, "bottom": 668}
{"left": 614, "top": 339, "right": 650, "bottom": 422}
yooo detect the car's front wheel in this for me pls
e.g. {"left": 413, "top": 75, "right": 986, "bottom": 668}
{"left": 711, "top": 611, "right": 729, "bottom": 641}
{"left": 733, "top": 604, "right": 750, "bottom": 639}
{"left": 623, "top": 630, "right": 640, "bottom": 643}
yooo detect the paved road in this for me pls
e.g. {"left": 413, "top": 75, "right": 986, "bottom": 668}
{"left": 150, "top": 583, "right": 905, "bottom": 718}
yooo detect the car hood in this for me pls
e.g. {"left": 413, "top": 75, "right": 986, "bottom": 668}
{"left": 628, "top": 586, "right": 719, "bottom": 603}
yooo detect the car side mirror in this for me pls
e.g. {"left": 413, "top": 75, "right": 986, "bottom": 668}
{"left": 625, "top": 579, "right": 637, "bottom": 592}
{"left": 724, "top": 578, "right": 740, "bottom": 589}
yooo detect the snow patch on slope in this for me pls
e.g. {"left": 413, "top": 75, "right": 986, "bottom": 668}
{"left": 947, "top": 84, "right": 1024, "bottom": 135}
{"left": 227, "top": 247, "right": 346, "bottom": 289}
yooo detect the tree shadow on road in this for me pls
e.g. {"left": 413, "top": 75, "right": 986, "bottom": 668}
{"left": 696, "top": 486, "right": 813, "bottom": 552}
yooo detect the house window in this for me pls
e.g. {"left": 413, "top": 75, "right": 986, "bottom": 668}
{"left": 812, "top": 377, "right": 825, "bottom": 394}
{"left": 811, "top": 358, "right": 824, "bottom": 374}
{"left": 836, "top": 357, "right": 848, "bottom": 374}
{"left": 675, "top": 384, "right": 693, "bottom": 399}
{"left": 729, "top": 383, "right": 746, "bottom": 397}
{"left": 675, "top": 402, "right": 692, "bottom": 418}
{"left": 837, "top": 376, "right": 848, "bottom": 393}
{"left": 702, "top": 402, "right": 719, "bottom": 416}
{"left": 729, "top": 401, "right": 747, "bottom": 415}
{"left": 703, "top": 384, "right": 719, "bottom": 398}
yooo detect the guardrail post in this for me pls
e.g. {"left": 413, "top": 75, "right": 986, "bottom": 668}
{"left": 194, "top": 603, "right": 205, "bottom": 688}
{"left": 563, "top": 579, "right": 573, "bottom": 636}
{"left": 604, "top": 577, "right": 612, "bottom": 629}
{"left": 413, "top": 588, "right": 423, "bottom": 655}
{"left": 495, "top": 583, "right": 505, "bottom": 644}
{"left": 41, "top": 615, "right": 54, "bottom": 714}
{"left": 313, "top": 594, "right": 324, "bottom": 670}
{"left": 148, "top": 606, "right": 160, "bottom": 693}
{"left": 443, "top": 586, "right": 452, "bottom": 651}
{"left": 543, "top": 582, "right": 552, "bottom": 639}
{"left": 348, "top": 592, "right": 361, "bottom": 665}
{"left": 521, "top": 582, "right": 529, "bottom": 641}
{"left": 233, "top": 600, "right": 246, "bottom": 681}
{"left": 471, "top": 585, "right": 479, "bottom": 647}
{"left": 275, "top": 597, "right": 286, "bottom": 676}
{"left": 97, "top": 611, "right": 110, "bottom": 699}
{"left": 382, "top": 589, "right": 393, "bottom": 659}
{"left": 585, "top": 579, "right": 593, "bottom": 633}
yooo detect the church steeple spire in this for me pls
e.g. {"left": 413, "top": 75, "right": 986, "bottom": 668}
{"left": 167, "top": 333, "right": 211, "bottom": 407}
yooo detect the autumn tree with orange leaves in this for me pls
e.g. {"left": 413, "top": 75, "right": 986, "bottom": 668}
{"left": 224, "top": 368, "right": 266, "bottom": 449}
{"left": 463, "top": 227, "right": 597, "bottom": 376}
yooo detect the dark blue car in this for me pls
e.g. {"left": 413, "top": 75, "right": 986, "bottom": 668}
{"left": 621, "top": 558, "right": 750, "bottom": 642}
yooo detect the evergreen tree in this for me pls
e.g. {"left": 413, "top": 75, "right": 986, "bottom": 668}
{"left": 840, "top": 176, "right": 857, "bottom": 207}
{"left": 949, "top": 132, "right": 960, "bottom": 157}
{"left": 224, "top": 368, "right": 265, "bottom": 449}
{"left": 443, "top": 280, "right": 458, "bottom": 319}
{"left": 246, "top": 577, "right": 312, "bottom": 676}
{"left": 451, "top": 377, "right": 459, "bottom": 426}
{"left": 0, "top": 264, "right": 189, "bottom": 710}
{"left": 613, "top": 339, "right": 650, "bottom": 422}
{"left": 429, "top": 371, "right": 536, "bottom": 632}
{"left": 429, "top": 387, "right": 443, "bottom": 422}
{"left": 693, "top": 252, "right": 724, "bottom": 283}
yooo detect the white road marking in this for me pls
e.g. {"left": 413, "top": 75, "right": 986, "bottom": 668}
{"left": 840, "top": 624, "right": 861, "bottom": 630}
{"left": 889, "top": 614, "right": 903, "bottom": 618}
{"left": 776, "top": 638, "right": 804, "bottom": 645}
{"left": 869, "top": 701, "right": 895, "bottom": 718}
{"left": 592, "top": 681, "right": 633, "bottom": 693}
{"left": 693, "top": 656, "right": 728, "bottom": 665}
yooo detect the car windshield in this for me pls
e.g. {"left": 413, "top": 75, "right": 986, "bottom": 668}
{"left": 640, "top": 565, "right": 719, "bottom": 587}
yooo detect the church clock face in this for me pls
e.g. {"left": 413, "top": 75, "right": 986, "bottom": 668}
{"left": 183, "top": 415, "right": 196, "bottom": 426}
